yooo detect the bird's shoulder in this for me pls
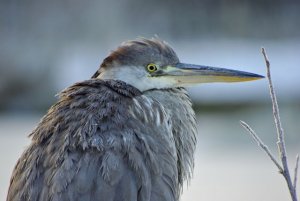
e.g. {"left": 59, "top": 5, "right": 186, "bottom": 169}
{"left": 8, "top": 79, "right": 179, "bottom": 201}
{"left": 30, "top": 79, "right": 173, "bottom": 150}
{"left": 30, "top": 79, "right": 136, "bottom": 140}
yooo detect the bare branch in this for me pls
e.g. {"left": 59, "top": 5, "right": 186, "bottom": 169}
{"left": 262, "top": 47, "right": 297, "bottom": 201}
{"left": 294, "top": 154, "right": 299, "bottom": 190}
{"left": 262, "top": 47, "right": 288, "bottom": 169}
{"left": 240, "top": 48, "right": 298, "bottom": 201}
{"left": 240, "top": 120, "right": 283, "bottom": 172}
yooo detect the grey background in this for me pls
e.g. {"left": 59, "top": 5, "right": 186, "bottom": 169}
{"left": 1, "top": 0, "right": 300, "bottom": 200}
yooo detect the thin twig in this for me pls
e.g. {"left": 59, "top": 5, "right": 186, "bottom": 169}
{"left": 294, "top": 155, "right": 299, "bottom": 190}
{"left": 262, "top": 47, "right": 297, "bottom": 201}
{"left": 262, "top": 48, "right": 288, "bottom": 170}
{"left": 240, "top": 121, "right": 283, "bottom": 172}
{"left": 241, "top": 48, "right": 298, "bottom": 201}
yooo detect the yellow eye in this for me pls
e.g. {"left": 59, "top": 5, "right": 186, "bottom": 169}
{"left": 147, "top": 63, "right": 158, "bottom": 73}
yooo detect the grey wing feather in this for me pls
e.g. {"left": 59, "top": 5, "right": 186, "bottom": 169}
{"left": 7, "top": 79, "right": 188, "bottom": 201}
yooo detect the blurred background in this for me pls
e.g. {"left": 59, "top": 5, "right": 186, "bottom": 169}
{"left": 1, "top": 0, "right": 300, "bottom": 200}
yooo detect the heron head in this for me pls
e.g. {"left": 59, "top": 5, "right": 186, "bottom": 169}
{"left": 93, "top": 38, "right": 264, "bottom": 91}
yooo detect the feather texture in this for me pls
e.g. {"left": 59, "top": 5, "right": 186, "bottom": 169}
{"left": 7, "top": 79, "right": 197, "bottom": 201}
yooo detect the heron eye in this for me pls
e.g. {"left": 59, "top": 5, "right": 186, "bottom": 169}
{"left": 146, "top": 63, "right": 158, "bottom": 73}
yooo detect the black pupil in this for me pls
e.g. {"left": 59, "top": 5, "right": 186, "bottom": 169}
{"left": 149, "top": 65, "right": 155, "bottom": 71}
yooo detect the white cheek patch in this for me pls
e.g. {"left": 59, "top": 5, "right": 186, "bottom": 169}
{"left": 148, "top": 77, "right": 177, "bottom": 90}
{"left": 97, "top": 66, "right": 179, "bottom": 91}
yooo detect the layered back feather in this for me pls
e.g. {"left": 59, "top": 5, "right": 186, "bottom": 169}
{"left": 7, "top": 79, "right": 197, "bottom": 201}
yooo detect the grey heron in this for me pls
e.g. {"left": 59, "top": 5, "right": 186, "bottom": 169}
{"left": 7, "top": 38, "right": 263, "bottom": 201}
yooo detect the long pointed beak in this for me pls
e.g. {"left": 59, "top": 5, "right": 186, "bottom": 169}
{"left": 154, "top": 63, "right": 264, "bottom": 84}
